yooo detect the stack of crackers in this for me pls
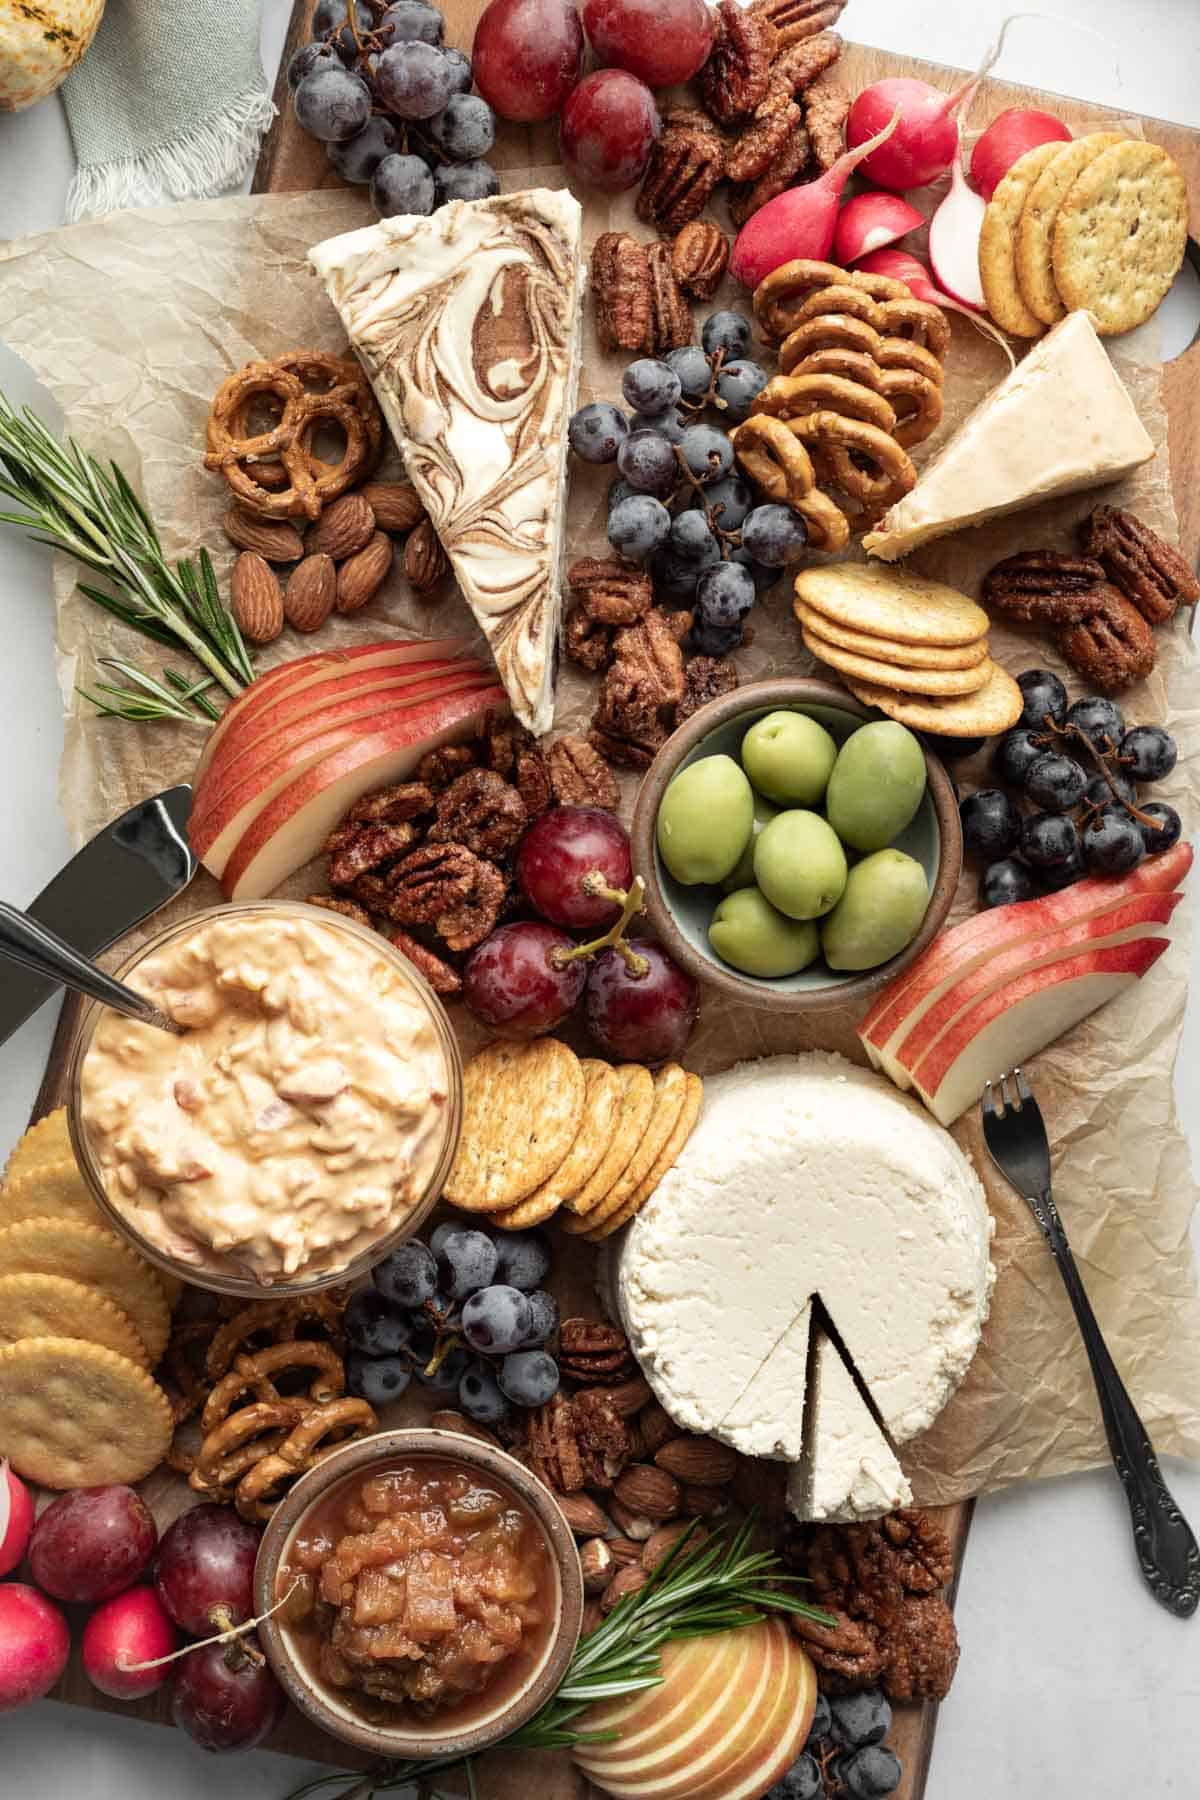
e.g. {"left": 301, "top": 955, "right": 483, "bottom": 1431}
{"left": 980, "top": 134, "right": 1188, "bottom": 339}
{"left": 793, "top": 563, "right": 1024, "bottom": 738}
{"left": 444, "top": 1040, "right": 703, "bottom": 1243}
{"left": 0, "top": 1108, "right": 175, "bottom": 1489}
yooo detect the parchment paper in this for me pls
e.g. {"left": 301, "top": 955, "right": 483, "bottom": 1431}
{"left": 0, "top": 168, "right": 1197, "bottom": 1509}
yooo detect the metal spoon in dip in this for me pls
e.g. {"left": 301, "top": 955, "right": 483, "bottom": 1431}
{"left": 0, "top": 901, "right": 184, "bottom": 1036}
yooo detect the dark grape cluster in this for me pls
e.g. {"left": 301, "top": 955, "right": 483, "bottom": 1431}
{"left": 289, "top": 1, "right": 498, "bottom": 220}
{"left": 567, "top": 309, "right": 809, "bottom": 657}
{"left": 345, "top": 1223, "right": 562, "bottom": 1428}
{"left": 960, "top": 671, "right": 1181, "bottom": 907}
{"left": 766, "top": 1689, "right": 902, "bottom": 1799}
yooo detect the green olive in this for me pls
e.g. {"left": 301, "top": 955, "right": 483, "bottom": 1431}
{"left": 657, "top": 753, "right": 754, "bottom": 886}
{"left": 720, "top": 793, "right": 780, "bottom": 892}
{"left": 753, "top": 810, "right": 848, "bottom": 920}
{"left": 825, "top": 721, "right": 927, "bottom": 852}
{"left": 740, "top": 710, "right": 838, "bottom": 806}
{"left": 709, "top": 888, "right": 820, "bottom": 977}
{"left": 820, "top": 849, "right": 930, "bottom": 971}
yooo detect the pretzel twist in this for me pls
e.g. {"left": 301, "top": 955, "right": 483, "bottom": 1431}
{"left": 194, "top": 1399, "right": 312, "bottom": 1491}
{"left": 788, "top": 412, "right": 916, "bottom": 506}
{"left": 780, "top": 346, "right": 886, "bottom": 390}
{"left": 876, "top": 297, "right": 952, "bottom": 358}
{"left": 731, "top": 415, "right": 817, "bottom": 506}
{"left": 206, "top": 1293, "right": 346, "bottom": 1380}
{"left": 877, "top": 368, "right": 944, "bottom": 449}
{"left": 234, "top": 1400, "right": 378, "bottom": 1521}
{"left": 753, "top": 259, "right": 850, "bottom": 340}
{"left": 754, "top": 372, "right": 897, "bottom": 434}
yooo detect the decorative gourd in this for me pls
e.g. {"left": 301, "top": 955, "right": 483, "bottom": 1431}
{"left": 0, "top": 0, "right": 105, "bottom": 112}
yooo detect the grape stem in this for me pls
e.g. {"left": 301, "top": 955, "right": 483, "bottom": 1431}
{"left": 549, "top": 874, "right": 650, "bottom": 977}
{"left": 669, "top": 443, "right": 742, "bottom": 562}
{"left": 1040, "top": 715, "right": 1160, "bottom": 830}
{"left": 120, "top": 1581, "right": 301, "bottom": 1674}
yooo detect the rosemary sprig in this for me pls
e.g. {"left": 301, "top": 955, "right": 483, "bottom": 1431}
{"left": 282, "top": 1517, "right": 834, "bottom": 1800}
{"left": 0, "top": 391, "right": 254, "bottom": 723}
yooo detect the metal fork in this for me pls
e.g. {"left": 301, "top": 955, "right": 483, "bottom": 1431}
{"left": 982, "top": 1068, "right": 1199, "bottom": 1618}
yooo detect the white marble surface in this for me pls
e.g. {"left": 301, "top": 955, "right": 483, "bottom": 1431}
{"left": 0, "top": 1, "right": 1198, "bottom": 1796}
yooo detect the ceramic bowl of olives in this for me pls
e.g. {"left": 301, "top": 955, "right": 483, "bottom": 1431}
{"left": 631, "top": 678, "right": 961, "bottom": 1012}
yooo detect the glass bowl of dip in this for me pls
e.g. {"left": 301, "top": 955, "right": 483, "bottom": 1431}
{"left": 67, "top": 900, "right": 463, "bottom": 1299}
{"left": 254, "top": 1426, "right": 585, "bottom": 1760}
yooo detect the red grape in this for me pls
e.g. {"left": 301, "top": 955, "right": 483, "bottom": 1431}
{"left": 583, "top": 0, "right": 714, "bottom": 87}
{"left": 517, "top": 805, "right": 633, "bottom": 928}
{"left": 586, "top": 941, "right": 698, "bottom": 1062}
{"left": 473, "top": 0, "right": 584, "bottom": 122}
{"left": 29, "top": 1484, "right": 156, "bottom": 1604}
{"left": 170, "top": 1640, "right": 284, "bottom": 1752}
{"left": 463, "top": 921, "right": 586, "bottom": 1035}
{"left": 155, "top": 1504, "right": 260, "bottom": 1636}
{"left": 560, "top": 68, "right": 660, "bottom": 190}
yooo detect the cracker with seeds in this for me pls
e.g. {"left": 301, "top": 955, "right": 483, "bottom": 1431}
{"left": 1054, "top": 140, "right": 1189, "bottom": 335}
{"left": 1015, "top": 132, "right": 1125, "bottom": 324}
{"left": 843, "top": 661, "right": 1024, "bottom": 737}
{"left": 444, "top": 1038, "right": 585, "bottom": 1212}
{"left": 490, "top": 1061, "right": 623, "bottom": 1229}
{"left": 565, "top": 1064, "right": 688, "bottom": 1234}
{"left": 978, "top": 141, "right": 1066, "bottom": 337}
{"left": 0, "top": 1336, "right": 172, "bottom": 1487}
{"left": 565, "top": 1065, "right": 655, "bottom": 1217}
{"left": 0, "top": 1273, "right": 149, "bottom": 1368}
{"left": 587, "top": 1073, "right": 705, "bottom": 1241}
{"left": 801, "top": 628, "right": 991, "bottom": 696}
{"left": 0, "top": 1217, "right": 171, "bottom": 1366}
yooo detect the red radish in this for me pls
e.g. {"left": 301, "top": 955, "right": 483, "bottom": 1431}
{"left": 0, "top": 1459, "right": 34, "bottom": 1577}
{"left": 82, "top": 1585, "right": 178, "bottom": 1701}
{"left": 832, "top": 191, "right": 924, "bottom": 265}
{"left": 971, "top": 107, "right": 1071, "bottom": 199}
{"left": 854, "top": 248, "right": 1016, "bottom": 367}
{"left": 730, "top": 107, "right": 900, "bottom": 289}
{"left": 928, "top": 127, "right": 987, "bottom": 310}
{"left": 846, "top": 75, "right": 975, "bottom": 191}
{"left": 0, "top": 1583, "right": 70, "bottom": 1712}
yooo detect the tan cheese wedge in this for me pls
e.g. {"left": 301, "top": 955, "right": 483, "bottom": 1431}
{"left": 902, "top": 936, "right": 1170, "bottom": 1126}
{"left": 860, "top": 839, "right": 1193, "bottom": 1070}
{"left": 221, "top": 683, "right": 507, "bottom": 900}
{"left": 196, "top": 638, "right": 467, "bottom": 777}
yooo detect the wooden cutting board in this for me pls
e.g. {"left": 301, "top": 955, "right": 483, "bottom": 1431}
{"left": 28, "top": 4, "right": 1200, "bottom": 1795}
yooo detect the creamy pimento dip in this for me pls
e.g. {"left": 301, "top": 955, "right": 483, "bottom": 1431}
{"left": 78, "top": 912, "right": 452, "bottom": 1285}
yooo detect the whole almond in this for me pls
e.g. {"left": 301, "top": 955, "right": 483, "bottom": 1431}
{"left": 599, "top": 1376, "right": 654, "bottom": 1419}
{"left": 230, "top": 552, "right": 284, "bottom": 644}
{"left": 601, "top": 1564, "right": 649, "bottom": 1614}
{"left": 613, "top": 1463, "right": 682, "bottom": 1521}
{"left": 223, "top": 506, "right": 303, "bottom": 563}
{"left": 556, "top": 1493, "right": 612, "bottom": 1538}
{"left": 643, "top": 1520, "right": 704, "bottom": 1573}
{"left": 608, "top": 1498, "right": 656, "bottom": 1542}
{"left": 579, "top": 1537, "right": 615, "bottom": 1595}
{"left": 429, "top": 1409, "right": 501, "bottom": 1449}
{"left": 337, "top": 530, "right": 394, "bottom": 614}
{"left": 284, "top": 554, "right": 336, "bottom": 633}
{"left": 654, "top": 1435, "right": 738, "bottom": 1486}
{"left": 404, "top": 517, "right": 449, "bottom": 595}
{"left": 360, "top": 480, "right": 426, "bottom": 532}
{"left": 681, "top": 1484, "right": 731, "bottom": 1519}
{"left": 637, "top": 1403, "right": 677, "bottom": 1456}
{"left": 606, "top": 1536, "right": 644, "bottom": 1569}
{"left": 581, "top": 1598, "right": 605, "bottom": 1636}
{"left": 310, "top": 491, "right": 376, "bottom": 559}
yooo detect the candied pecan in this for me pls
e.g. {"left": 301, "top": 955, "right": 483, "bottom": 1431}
{"left": 305, "top": 895, "right": 372, "bottom": 929}
{"left": 387, "top": 843, "right": 506, "bottom": 952}
{"left": 387, "top": 928, "right": 462, "bottom": 996}
{"left": 1082, "top": 504, "right": 1200, "bottom": 623}
{"left": 573, "top": 1389, "right": 633, "bottom": 1488}
{"left": 790, "top": 1609, "right": 887, "bottom": 1688}
{"left": 328, "top": 821, "right": 417, "bottom": 890}
{"left": 427, "top": 767, "right": 528, "bottom": 859}
{"left": 982, "top": 550, "right": 1109, "bottom": 625}
{"left": 558, "top": 1317, "right": 637, "bottom": 1383}
{"left": 702, "top": 0, "right": 778, "bottom": 124}
{"left": 613, "top": 611, "right": 687, "bottom": 714}
{"left": 881, "top": 1594, "right": 960, "bottom": 1701}
{"left": 677, "top": 654, "right": 739, "bottom": 722}
{"left": 726, "top": 86, "right": 804, "bottom": 183}
{"left": 730, "top": 128, "right": 811, "bottom": 226}
{"left": 661, "top": 608, "right": 694, "bottom": 643}
{"left": 547, "top": 735, "right": 621, "bottom": 810}
{"left": 637, "top": 114, "right": 725, "bottom": 234}
{"left": 526, "top": 1393, "right": 586, "bottom": 1493}
{"left": 568, "top": 556, "right": 654, "bottom": 626}
{"left": 880, "top": 1508, "right": 954, "bottom": 1593}
{"left": 566, "top": 605, "right": 616, "bottom": 672}
{"left": 348, "top": 781, "right": 436, "bottom": 825}
{"left": 592, "top": 231, "right": 653, "bottom": 355}
{"left": 416, "top": 743, "right": 477, "bottom": 789}
{"left": 480, "top": 712, "right": 534, "bottom": 780}
{"left": 770, "top": 27, "right": 843, "bottom": 91}
{"left": 1057, "top": 587, "right": 1157, "bottom": 693}
{"left": 753, "top": 0, "right": 846, "bottom": 50}
{"left": 646, "top": 239, "right": 695, "bottom": 354}
{"left": 671, "top": 220, "right": 731, "bottom": 302}
{"left": 348, "top": 872, "right": 393, "bottom": 915}
{"left": 589, "top": 722, "right": 665, "bottom": 771}
{"left": 803, "top": 76, "right": 850, "bottom": 172}
{"left": 515, "top": 744, "right": 553, "bottom": 819}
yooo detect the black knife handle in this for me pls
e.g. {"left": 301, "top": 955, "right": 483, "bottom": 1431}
{"left": 1046, "top": 1216, "right": 1199, "bottom": 1618}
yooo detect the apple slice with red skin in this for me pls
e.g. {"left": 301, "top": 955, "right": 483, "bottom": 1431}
{"left": 876, "top": 888, "right": 1182, "bottom": 1090}
{"left": 192, "top": 671, "right": 495, "bottom": 875}
{"left": 197, "top": 638, "right": 469, "bottom": 778}
{"left": 221, "top": 684, "right": 508, "bottom": 900}
{"left": 900, "top": 936, "right": 1170, "bottom": 1126}
{"left": 859, "top": 840, "right": 1193, "bottom": 1066}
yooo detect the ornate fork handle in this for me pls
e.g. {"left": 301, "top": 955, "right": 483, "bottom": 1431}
{"left": 1026, "top": 1185, "right": 1199, "bottom": 1618}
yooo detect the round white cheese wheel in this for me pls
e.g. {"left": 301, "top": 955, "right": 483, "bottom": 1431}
{"left": 616, "top": 1052, "right": 995, "bottom": 1460}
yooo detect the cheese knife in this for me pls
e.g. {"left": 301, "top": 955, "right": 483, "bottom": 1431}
{"left": 0, "top": 784, "right": 196, "bottom": 1046}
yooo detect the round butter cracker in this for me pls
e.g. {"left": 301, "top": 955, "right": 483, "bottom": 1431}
{"left": 1015, "top": 132, "right": 1126, "bottom": 324}
{"left": 802, "top": 626, "right": 991, "bottom": 695}
{"left": 0, "top": 1216, "right": 171, "bottom": 1367}
{"left": 0, "top": 1273, "right": 150, "bottom": 1369}
{"left": 1053, "top": 140, "right": 1189, "bottom": 336}
{"left": 3, "top": 1107, "right": 72, "bottom": 1185}
{"left": 978, "top": 140, "right": 1066, "bottom": 337}
{"left": 2, "top": 1155, "right": 103, "bottom": 1229}
{"left": 0, "top": 1336, "right": 172, "bottom": 1488}
{"left": 843, "top": 661, "right": 1023, "bottom": 737}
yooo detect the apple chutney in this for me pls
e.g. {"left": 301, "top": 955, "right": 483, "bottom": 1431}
{"left": 278, "top": 1458, "right": 556, "bottom": 1719}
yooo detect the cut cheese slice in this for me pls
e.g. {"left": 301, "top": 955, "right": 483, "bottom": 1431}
{"left": 864, "top": 312, "right": 1155, "bottom": 561}
{"left": 787, "top": 1328, "right": 912, "bottom": 1523}
{"left": 310, "top": 190, "right": 585, "bottom": 732}
{"left": 719, "top": 1302, "right": 812, "bottom": 1461}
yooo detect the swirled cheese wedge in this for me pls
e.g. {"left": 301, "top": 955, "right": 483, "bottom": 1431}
{"left": 310, "top": 191, "right": 585, "bottom": 732}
